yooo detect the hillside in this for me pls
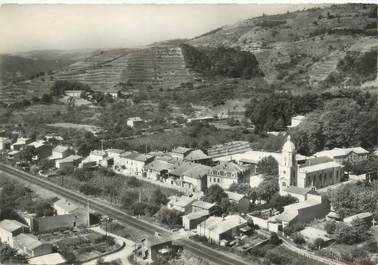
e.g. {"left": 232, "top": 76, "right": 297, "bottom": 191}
{"left": 1, "top": 4, "right": 376, "bottom": 104}
{"left": 189, "top": 3, "right": 377, "bottom": 94}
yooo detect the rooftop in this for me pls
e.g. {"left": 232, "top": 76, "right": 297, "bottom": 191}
{"left": 28, "top": 253, "right": 66, "bottom": 265}
{"left": 168, "top": 196, "right": 196, "bottom": 208}
{"left": 199, "top": 215, "right": 247, "bottom": 235}
{"left": 53, "top": 145, "right": 70, "bottom": 153}
{"left": 53, "top": 199, "right": 80, "bottom": 213}
{"left": 172, "top": 146, "right": 192, "bottom": 154}
{"left": 106, "top": 148, "right": 125, "bottom": 154}
{"left": 343, "top": 212, "right": 373, "bottom": 223}
{"left": 183, "top": 210, "right": 209, "bottom": 221}
{"left": 0, "top": 219, "right": 27, "bottom": 232}
{"left": 14, "top": 233, "right": 44, "bottom": 249}
{"left": 28, "top": 140, "right": 47, "bottom": 149}
{"left": 314, "top": 147, "right": 369, "bottom": 158}
{"left": 145, "top": 159, "right": 174, "bottom": 172}
{"left": 211, "top": 162, "right": 248, "bottom": 174}
{"left": 57, "top": 154, "right": 82, "bottom": 164}
{"left": 184, "top": 149, "right": 209, "bottom": 161}
{"left": 192, "top": 200, "right": 216, "bottom": 210}
{"left": 299, "top": 161, "right": 343, "bottom": 173}
{"left": 182, "top": 164, "right": 211, "bottom": 179}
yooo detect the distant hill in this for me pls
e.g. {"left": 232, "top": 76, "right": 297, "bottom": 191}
{"left": 1, "top": 3, "right": 376, "bottom": 104}
{"left": 189, "top": 3, "right": 377, "bottom": 94}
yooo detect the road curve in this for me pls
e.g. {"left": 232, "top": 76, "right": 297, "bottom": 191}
{"left": 0, "top": 163, "right": 253, "bottom": 265}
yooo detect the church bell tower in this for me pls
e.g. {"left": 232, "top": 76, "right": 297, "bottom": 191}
{"left": 279, "top": 135, "right": 297, "bottom": 194}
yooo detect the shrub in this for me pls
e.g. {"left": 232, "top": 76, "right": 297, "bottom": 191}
{"left": 269, "top": 232, "right": 282, "bottom": 245}
{"left": 292, "top": 233, "right": 305, "bottom": 245}
{"left": 324, "top": 220, "right": 336, "bottom": 234}
{"left": 313, "top": 238, "right": 326, "bottom": 249}
{"left": 126, "top": 177, "right": 141, "bottom": 187}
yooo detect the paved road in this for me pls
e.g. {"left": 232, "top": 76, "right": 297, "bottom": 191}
{"left": 0, "top": 163, "right": 253, "bottom": 265}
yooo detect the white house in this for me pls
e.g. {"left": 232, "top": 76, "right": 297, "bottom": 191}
{"left": 51, "top": 145, "right": 73, "bottom": 160}
{"left": 126, "top": 117, "right": 144, "bottom": 128}
{"left": 0, "top": 219, "right": 28, "bottom": 247}
{"left": 314, "top": 147, "right": 369, "bottom": 164}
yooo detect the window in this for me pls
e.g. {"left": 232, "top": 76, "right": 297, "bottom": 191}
{"left": 217, "top": 178, "right": 220, "bottom": 183}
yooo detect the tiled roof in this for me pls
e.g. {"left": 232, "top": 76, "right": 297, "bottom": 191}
{"left": 28, "top": 253, "right": 66, "bottom": 265}
{"left": 145, "top": 160, "right": 174, "bottom": 172}
{"left": 184, "top": 149, "right": 209, "bottom": 161}
{"left": 183, "top": 210, "right": 209, "bottom": 221}
{"left": 53, "top": 145, "right": 69, "bottom": 153}
{"left": 57, "top": 154, "right": 82, "bottom": 164}
{"left": 199, "top": 215, "right": 247, "bottom": 235}
{"left": 0, "top": 219, "right": 27, "bottom": 232}
{"left": 211, "top": 162, "right": 248, "bottom": 174}
{"left": 182, "top": 164, "right": 211, "bottom": 179}
{"left": 53, "top": 199, "right": 79, "bottom": 213}
{"left": 192, "top": 200, "right": 216, "bottom": 210}
{"left": 168, "top": 196, "right": 196, "bottom": 208}
{"left": 299, "top": 161, "right": 343, "bottom": 173}
{"left": 172, "top": 146, "right": 192, "bottom": 154}
{"left": 314, "top": 147, "right": 369, "bottom": 158}
{"left": 14, "top": 233, "right": 44, "bottom": 249}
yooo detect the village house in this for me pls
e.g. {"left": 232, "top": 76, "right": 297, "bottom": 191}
{"left": 55, "top": 154, "right": 83, "bottom": 170}
{"left": 171, "top": 147, "right": 192, "bottom": 160}
{"left": 118, "top": 151, "right": 154, "bottom": 176}
{"left": 106, "top": 148, "right": 124, "bottom": 167}
{"left": 197, "top": 215, "right": 248, "bottom": 245}
{"left": 182, "top": 210, "right": 209, "bottom": 230}
{"left": 192, "top": 200, "right": 218, "bottom": 215}
{"left": 65, "top": 90, "right": 82, "bottom": 98}
{"left": 126, "top": 117, "right": 144, "bottom": 128}
{"left": 287, "top": 115, "right": 306, "bottom": 128}
{"left": 27, "top": 140, "right": 52, "bottom": 160}
{"left": 79, "top": 149, "right": 109, "bottom": 168}
{"left": 51, "top": 145, "right": 74, "bottom": 160}
{"left": 314, "top": 147, "right": 369, "bottom": 164}
{"left": 44, "top": 134, "right": 64, "bottom": 142}
{"left": 183, "top": 149, "right": 211, "bottom": 165}
{"left": 0, "top": 219, "right": 29, "bottom": 247}
{"left": 181, "top": 163, "right": 211, "bottom": 193}
{"left": 140, "top": 235, "right": 174, "bottom": 262}
{"left": 11, "top": 137, "right": 33, "bottom": 151}
{"left": 0, "top": 137, "right": 11, "bottom": 151}
{"left": 225, "top": 191, "right": 250, "bottom": 213}
{"left": 275, "top": 190, "right": 330, "bottom": 229}
{"left": 53, "top": 199, "right": 81, "bottom": 215}
{"left": 167, "top": 195, "right": 196, "bottom": 213}
{"left": 28, "top": 253, "right": 67, "bottom": 265}
{"left": 144, "top": 159, "right": 174, "bottom": 181}
{"left": 207, "top": 162, "right": 250, "bottom": 190}
{"left": 13, "top": 233, "right": 52, "bottom": 257}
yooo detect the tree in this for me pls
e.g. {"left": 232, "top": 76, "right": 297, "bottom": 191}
{"left": 156, "top": 206, "right": 182, "bottom": 227}
{"left": 268, "top": 194, "right": 297, "bottom": 212}
{"left": 121, "top": 190, "right": 138, "bottom": 209}
{"left": 324, "top": 220, "right": 337, "bottom": 234}
{"left": 150, "top": 189, "right": 168, "bottom": 207}
{"left": 256, "top": 176, "right": 279, "bottom": 201}
{"left": 126, "top": 177, "right": 141, "bottom": 187}
{"left": 256, "top": 156, "right": 279, "bottom": 176}
{"left": 334, "top": 220, "right": 368, "bottom": 245}
{"left": 329, "top": 183, "right": 377, "bottom": 219}
{"left": 292, "top": 233, "right": 305, "bottom": 245}
{"left": 314, "top": 238, "right": 326, "bottom": 249}
{"left": 204, "top": 185, "right": 227, "bottom": 204}
{"left": 19, "top": 145, "right": 36, "bottom": 161}
{"left": 131, "top": 202, "right": 147, "bottom": 216}
{"left": 269, "top": 232, "right": 282, "bottom": 245}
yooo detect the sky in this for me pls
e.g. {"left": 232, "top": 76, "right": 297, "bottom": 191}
{"left": 0, "top": 4, "right": 325, "bottom": 54}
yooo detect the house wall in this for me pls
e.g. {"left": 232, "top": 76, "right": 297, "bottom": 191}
{"left": 182, "top": 215, "right": 209, "bottom": 230}
{"left": 291, "top": 199, "right": 330, "bottom": 225}
{"left": 297, "top": 166, "right": 343, "bottom": 189}
{"left": 0, "top": 227, "right": 25, "bottom": 248}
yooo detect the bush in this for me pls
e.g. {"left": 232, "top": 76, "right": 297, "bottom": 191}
{"left": 292, "top": 233, "right": 305, "bottom": 245}
{"left": 126, "top": 177, "right": 141, "bottom": 187}
{"left": 313, "top": 238, "right": 326, "bottom": 249}
{"left": 324, "top": 220, "right": 336, "bottom": 234}
{"left": 269, "top": 232, "right": 282, "bottom": 245}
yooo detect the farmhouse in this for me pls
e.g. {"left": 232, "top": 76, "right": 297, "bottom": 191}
{"left": 141, "top": 235, "right": 173, "bottom": 262}
{"left": 182, "top": 210, "right": 209, "bottom": 230}
{"left": 126, "top": 117, "right": 144, "bottom": 128}
{"left": 183, "top": 149, "right": 211, "bottom": 164}
{"left": 167, "top": 195, "right": 196, "bottom": 213}
{"left": 65, "top": 90, "right": 82, "bottom": 98}
{"left": 192, "top": 200, "right": 217, "bottom": 215}
{"left": 145, "top": 159, "right": 174, "bottom": 181}
{"left": 118, "top": 151, "right": 154, "bottom": 176}
{"left": 27, "top": 140, "right": 52, "bottom": 160}
{"left": 171, "top": 147, "right": 192, "bottom": 160}
{"left": 11, "top": 137, "right": 33, "bottom": 151}
{"left": 225, "top": 191, "right": 250, "bottom": 213}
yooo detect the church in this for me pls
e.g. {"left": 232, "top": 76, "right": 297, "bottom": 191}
{"left": 279, "top": 136, "right": 344, "bottom": 196}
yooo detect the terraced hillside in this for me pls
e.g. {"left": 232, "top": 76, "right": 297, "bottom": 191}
{"left": 189, "top": 3, "right": 377, "bottom": 93}
{"left": 122, "top": 46, "right": 196, "bottom": 89}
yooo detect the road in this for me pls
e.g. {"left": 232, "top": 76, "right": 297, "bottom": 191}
{"left": 0, "top": 163, "right": 253, "bottom": 265}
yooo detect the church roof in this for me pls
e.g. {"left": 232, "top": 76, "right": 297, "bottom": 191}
{"left": 299, "top": 161, "right": 343, "bottom": 173}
